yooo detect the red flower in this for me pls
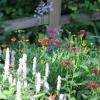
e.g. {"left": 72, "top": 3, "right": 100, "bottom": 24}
{"left": 49, "top": 38, "right": 55, "bottom": 43}
{"left": 70, "top": 47, "right": 80, "bottom": 52}
{"left": 92, "top": 68, "right": 100, "bottom": 74}
{"left": 97, "top": 46, "right": 100, "bottom": 48}
{"left": 62, "top": 60, "right": 73, "bottom": 66}
{"left": 77, "top": 30, "right": 87, "bottom": 37}
{"left": 54, "top": 39, "right": 62, "bottom": 45}
{"left": 48, "top": 38, "right": 62, "bottom": 45}
{"left": 88, "top": 82, "right": 100, "bottom": 89}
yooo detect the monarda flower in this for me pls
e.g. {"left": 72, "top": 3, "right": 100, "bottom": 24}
{"left": 61, "top": 60, "right": 73, "bottom": 67}
{"left": 77, "top": 30, "right": 87, "bottom": 37}
{"left": 97, "top": 46, "right": 100, "bottom": 49}
{"left": 88, "top": 82, "right": 100, "bottom": 89}
{"left": 70, "top": 47, "right": 80, "bottom": 52}
{"left": 49, "top": 38, "right": 62, "bottom": 45}
{"left": 92, "top": 68, "right": 100, "bottom": 75}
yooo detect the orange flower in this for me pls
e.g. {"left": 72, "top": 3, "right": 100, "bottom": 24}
{"left": 38, "top": 38, "right": 43, "bottom": 43}
{"left": 19, "top": 48, "right": 24, "bottom": 52}
{"left": 11, "top": 37, "right": 17, "bottom": 42}
{"left": 43, "top": 38, "right": 49, "bottom": 45}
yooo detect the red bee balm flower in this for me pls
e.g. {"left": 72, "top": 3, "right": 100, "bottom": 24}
{"left": 62, "top": 60, "right": 73, "bottom": 66}
{"left": 92, "top": 68, "right": 100, "bottom": 74}
{"left": 77, "top": 30, "right": 87, "bottom": 37}
{"left": 97, "top": 46, "right": 100, "bottom": 48}
{"left": 70, "top": 47, "right": 80, "bottom": 52}
{"left": 88, "top": 82, "right": 100, "bottom": 89}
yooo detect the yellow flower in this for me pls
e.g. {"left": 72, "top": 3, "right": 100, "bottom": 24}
{"left": 40, "top": 59, "right": 45, "bottom": 64}
{"left": 82, "top": 40, "right": 86, "bottom": 46}
{"left": 1, "top": 44, "right": 6, "bottom": 48}
{"left": 90, "top": 42, "right": 94, "bottom": 46}
{"left": 83, "top": 47, "right": 91, "bottom": 53}
{"left": 70, "top": 40, "right": 74, "bottom": 45}
{"left": 42, "top": 46, "right": 47, "bottom": 49}
{"left": 11, "top": 37, "right": 17, "bottom": 42}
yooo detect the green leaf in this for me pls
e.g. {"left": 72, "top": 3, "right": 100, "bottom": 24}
{"left": 73, "top": 71, "right": 83, "bottom": 78}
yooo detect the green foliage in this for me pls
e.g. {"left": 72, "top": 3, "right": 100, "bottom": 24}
{"left": 1, "top": 35, "right": 100, "bottom": 99}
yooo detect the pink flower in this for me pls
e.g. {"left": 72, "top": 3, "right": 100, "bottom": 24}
{"left": 47, "top": 27, "right": 58, "bottom": 35}
{"left": 47, "top": 27, "right": 62, "bottom": 35}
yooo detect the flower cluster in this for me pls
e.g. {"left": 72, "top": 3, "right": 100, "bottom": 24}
{"left": 34, "top": 0, "right": 53, "bottom": 17}
{"left": 47, "top": 27, "right": 63, "bottom": 36}
{"left": 38, "top": 38, "right": 62, "bottom": 46}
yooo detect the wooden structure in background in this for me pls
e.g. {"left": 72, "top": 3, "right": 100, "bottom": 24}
{"left": 0, "top": 0, "right": 100, "bottom": 41}
{"left": 49, "top": 0, "right": 61, "bottom": 27}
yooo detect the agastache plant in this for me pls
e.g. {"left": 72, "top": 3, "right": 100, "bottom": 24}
{"left": 16, "top": 79, "right": 22, "bottom": 100}
{"left": 59, "top": 94, "right": 67, "bottom": 100}
{"left": 57, "top": 75, "right": 61, "bottom": 92}
{"left": 10, "top": 50, "right": 16, "bottom": 68}
{"left": 4, "top": 48, "right": 10, "bottom": 77}
{"left": 45, "top": 63, "right": 49, "bottom": 79}
{"left": 44, "top": 80, "right": 50, "bottom": 91}
{"left": 32, "top": 57, "right": 37, "bottom": 75}
{"left": 35, "top": 72, "right": 41, "bottom": 93}
{"left": 8, "top": 74, "right": 13, "bottom": 85}
{"left": 17, "top": 58, "right": 23, "bottom": 80}
{"left": 22, "top": 54, "right": 27, "bottom": 80}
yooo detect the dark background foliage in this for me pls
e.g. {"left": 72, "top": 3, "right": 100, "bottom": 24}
{"left": 0, "top": 0, "right": 99, "bottom": 20}
{"left": 0, "top": 0, "right": 100, "bottom": 44}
